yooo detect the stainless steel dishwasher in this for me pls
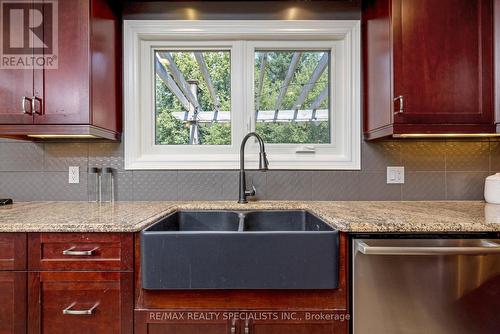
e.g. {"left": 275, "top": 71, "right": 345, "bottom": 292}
{"left": 353, "top": 238, "right": 500, "bottom": 334}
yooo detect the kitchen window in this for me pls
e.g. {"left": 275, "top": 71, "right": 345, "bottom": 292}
{"left": 124, "top": 21, "right": 360, "bottom": 169}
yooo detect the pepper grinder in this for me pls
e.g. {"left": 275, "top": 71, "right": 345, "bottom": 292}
{"left": 103, "top": 167, "right": 116, "bottom": 203}
{"left": 89, "top": 167, "right": 102, "bottom": 202}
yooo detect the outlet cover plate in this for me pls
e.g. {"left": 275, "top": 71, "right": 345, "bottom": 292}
{"left": 69, "top": 166, "right": 80, "bottom": 184}
{"left": 387, "top": 166, "right": 404, "bottom": 184}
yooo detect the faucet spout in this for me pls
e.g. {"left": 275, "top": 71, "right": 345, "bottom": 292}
{"left": 238, "top": 132, "right": 269, "bottom": 203}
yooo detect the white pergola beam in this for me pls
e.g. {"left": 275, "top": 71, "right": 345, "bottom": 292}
{"left": 274, "top": 52, "right": 302, "bottom": 111}
{"left": 255, "top": 52, "right": 268, "bottom": 111}
{"left": 158, "top": 52, "right": 200, "bottom": 110}
{"left": 171, "top": 109, "right": 328, "bottom": 123}
{"left": 293, "top": 53, "right": 328, "bottom": 110}
{"left": 194, "top": 52, "right": 220, "bottom": 110}
{"left": 155, "top": 55, "right": 191, "bottom": 112}
{"left": 310, "top": 86, "right": 329, "bottom": 110}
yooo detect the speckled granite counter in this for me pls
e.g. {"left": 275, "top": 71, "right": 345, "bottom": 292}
{"left": 0, "top": 201, "right": 499, "bottom": 233}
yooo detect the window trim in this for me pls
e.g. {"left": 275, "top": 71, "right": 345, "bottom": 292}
{"left": 123, "top": 20, "right": 361, "bottom": 170}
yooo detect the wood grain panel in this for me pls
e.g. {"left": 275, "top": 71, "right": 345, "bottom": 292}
{"left": 28, "top": 233, "right": 133, "bottom": 271}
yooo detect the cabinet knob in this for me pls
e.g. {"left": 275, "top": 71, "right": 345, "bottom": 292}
{"left": 394, "top": 95, "right": 404, "bottom": 114}
{"left": 21, "top": 96, "right": 33, "bottom": 115}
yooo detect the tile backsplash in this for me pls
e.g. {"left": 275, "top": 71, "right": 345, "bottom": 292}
{"left": 0, "top": 138, "right": 498, "bottom": 202}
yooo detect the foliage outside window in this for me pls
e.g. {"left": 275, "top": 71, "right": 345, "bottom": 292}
{"left": 124, "top": 20, "right": 360, "bottom": 170}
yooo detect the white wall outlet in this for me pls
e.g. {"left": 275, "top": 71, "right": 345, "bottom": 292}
{"left": 68, "top": 166, "right": 80, "bottom": 184}
{"left": 387, "top": 166, "right": 404, "bottom": 184}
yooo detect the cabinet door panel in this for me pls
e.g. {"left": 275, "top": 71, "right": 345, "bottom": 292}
{"left": 0, "top": 272, "right": 27, "bottom": 334}
{"left": 0, "top": 233, "right": 27, "bottom": 271}
{"left": 0, "top": 69, "right": 33, "bottom": 124}
{"left": 147, "top": 324, "right": 230, "bottom": 334}
{"left": 36, "top": 0, "right": 90, "bottom": 124}
{"left": 28, "top": 272, "right": 133, "bottom": 334}
{"left": 28, "top": 233, "right": 133, "bottom": 271}
{"left": 135, "top": 311, "right": 233, "bottom": 334}
{"left": 393, "top": 0, "right": 493, "bottom": 124}
{"left": 252, "top": 324, "right": 335, "bottom": 334}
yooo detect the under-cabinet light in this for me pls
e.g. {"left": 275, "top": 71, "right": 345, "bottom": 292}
{"left": 394, "top": 133, "right": 500, "bottom": 138}
{"left": 27, "top": 134, "right": 99, "bottom": 139}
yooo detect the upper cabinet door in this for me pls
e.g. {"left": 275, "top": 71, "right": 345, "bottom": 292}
{"left": 35, "top": 0, "right": 90, "bottom": 124}
{"left": 0, "top": 68, "right": 34, "bottom": 124}
{"left": 392, "top": 0, "right": 494, "bottom": 125}
{"left": 0, "top": 0, "right": 35, "bottom": 124}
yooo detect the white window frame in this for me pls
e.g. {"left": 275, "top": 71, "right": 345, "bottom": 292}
{"left": 123, "top": 20, "right": 361, "bottom": 170}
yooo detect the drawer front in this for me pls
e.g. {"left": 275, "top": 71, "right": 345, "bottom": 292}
{"left": 28, "top": 233, "right": 133, "bottom": 271}
{"left": 0, "top": 233, "right": 26, "bottom": 271}
{"left": 28, "top": 272, "right": 133, "bottom": 334}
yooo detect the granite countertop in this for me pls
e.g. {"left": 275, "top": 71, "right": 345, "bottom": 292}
{"left": 0, "top": 201, "right": 500, "bottom": 233}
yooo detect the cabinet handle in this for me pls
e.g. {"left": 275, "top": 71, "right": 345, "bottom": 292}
{"left": 62, "top": 246, "right": 99, "bottom": 256}
{"left": 21, "top": 96, "right": 33, "bottom": 115}
{"left": 63, "top": 302, "right": 99, "bottom": 315}
{"left": 32, "top": 96, "right": 43, "bottom": 115}
{"left": 394, "top": 95, "right": 404, "bottom": 114}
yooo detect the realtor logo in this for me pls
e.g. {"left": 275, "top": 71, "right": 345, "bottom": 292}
{"left": 0, "top": 0, "right": 58, "bottom": 69}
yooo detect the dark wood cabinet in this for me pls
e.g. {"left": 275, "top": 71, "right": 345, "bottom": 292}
{"left": 135, "top": 310, "right": 348, "bottom": 334}
{"left": 28, "top": 271, "right": 133, "bottom": 334}
{"left": 0, "top": 234, "right": 27, "bottom": 334}
{"left": 0, "top": 0, "right": 121, "bottom": 140}
{"left": 363, "top": 0, "right": 496, "bottom": 139}
{"left": 134, "top": 233, "right": 350, "bottom": 334}
{"left": 0, "top": 272, "right": 27, "bottom": 334}
{"left": 28, "top": 233, "right": 133, "bottom": 271}
{"left": 0, "top": 230, "right": 348, "bottom": 333}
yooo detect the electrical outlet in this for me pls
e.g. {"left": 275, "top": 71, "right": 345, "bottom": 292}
{"left": 387, "top": 166, "right": 404, "bottom": 184}
{"left": 68, "top": 166, "right": 80, "bottom": 184}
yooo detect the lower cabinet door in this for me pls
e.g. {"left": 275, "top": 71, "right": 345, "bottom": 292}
{"left": 245, "top": 311, "right": 349, "bottom": 334}
{"left": 0, "top": 272, "right": 26, "bottom": 334}
{"left": 250, "top": 323, "right": 339, "bottom": 334}
{"left": 135, "top": 311, "right": 235, "bottom": 334}
{"left": 28, "top": 272, "right": 133, "bottom": 334}
{"left": 143, "top": 323, "right": 232, "bottom": 334}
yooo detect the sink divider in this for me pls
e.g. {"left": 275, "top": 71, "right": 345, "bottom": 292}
{"left": 237, "top": 213, "right": 246, "bottom": 232}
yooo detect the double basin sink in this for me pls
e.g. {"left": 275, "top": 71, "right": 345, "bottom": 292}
{"left": 141, "top": 210, "right": 339, "bottom": 290}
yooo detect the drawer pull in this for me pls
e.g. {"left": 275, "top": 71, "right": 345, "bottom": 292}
{"left": 231, "top": 319, "right": 237, "bottom": 333}
{"left": 62, "top": 246, "right": 99, "bottom": 256}
{"left": 63, "top": 302, "right": 99, "bottom": 315}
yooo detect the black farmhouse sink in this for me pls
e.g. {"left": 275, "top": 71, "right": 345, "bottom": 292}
{"left": 141, "top": 210, "right": 339, "bottom": 290}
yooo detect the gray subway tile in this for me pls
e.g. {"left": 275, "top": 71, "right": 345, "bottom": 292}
{"left": 0, "top": 142, "right": 44, "bottom": 171}
{"left": 400, "top": 141, "right": 446, "bottom": 171}
{"left": 178, "top": 171, "right": 225, "bottom": 200}
{"left": 133, "top": 171, "right": 177, "bottom": 200}
{"left": 266, "top": 171, "right": 312, "bottom": 200}
{"left": 41, "top": 172, "right": 88, "bottom": 201}
{"left": 358, "top": 172, "right": 401, "bottom": 200}
{"left": 445, "top": 142, "right": 489, "bottom": 172}
{"left": 446, "top": 172, "right": 489, "bottom": 200}
{"left": 489, "top": 141, "right": 500, "bottom": 172}
{"left": 222, "top": 171, "right": 268, "bottom": 201}
{"left": 312, "top": 171, "right": 360, "bottom": 200}
{"left": 44, "top": 142, "right": 89, "bottom": 172}
{"left": 402, "top": 172, "right": 446, "bottom": 200}
{"left": 88, "top": 142, "right": 124, "bottom": 171}
{"left": 0, "top": 172, "right": 45, "bottom": 201}
{"left": 362, "top": 141, "right": 401, "bottom": 171}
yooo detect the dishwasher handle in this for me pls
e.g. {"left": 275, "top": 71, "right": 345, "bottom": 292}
{"left": 356, "top": 240, "right": 500, "bottom": 256}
